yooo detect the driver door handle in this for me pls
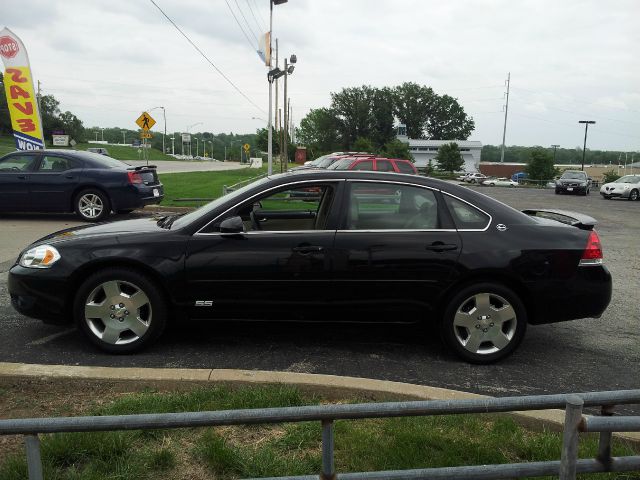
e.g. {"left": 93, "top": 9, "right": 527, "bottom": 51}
{"left": 292, "top": 245, "right": 324, "bottom": 254}
{"left": 425, "top": 242, "right": 458, "bottom": 252}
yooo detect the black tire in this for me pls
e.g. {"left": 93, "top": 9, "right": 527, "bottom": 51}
{"left": 440, "top": 283, "right": 527, "bottom": 364}
{"left": 116, "top": 209, "right": 135, "bottom": 214}
{"left": 555, "top": 189, "right": 560, "bottom": 194}
{"left": 629, "top": 189, "right": 639, "bottom": 201}
{"left": 74, "top": 189, "right": 111, "bottom": 222}
{"left": 603, "top": 195, "right": 611, "bottom": 200}
{"left": 74, "top": 268, "right": 167, "bottom": 353}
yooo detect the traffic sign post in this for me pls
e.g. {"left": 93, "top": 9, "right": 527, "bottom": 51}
{"left": 243, "top": 143, "right": 250, "bottom": 163}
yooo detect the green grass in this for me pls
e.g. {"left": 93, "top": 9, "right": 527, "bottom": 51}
{"left": 0, "top": 136, "right": 175, "bottom": 161}
{"left": 1, "top": 385, "right": 638, "bottom": 480}
{"left": 159, "top": 168, "right": 267, "bottom": 206}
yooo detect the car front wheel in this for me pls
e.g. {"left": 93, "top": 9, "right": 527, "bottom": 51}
{"left": 75, "top": 189, "right": 110, "bottom": 222}
{"left": 74, "top": 268, "right": 167, "bottom": 353}
{"left": 440, "top": 283, "right": 527, "bottom": 364}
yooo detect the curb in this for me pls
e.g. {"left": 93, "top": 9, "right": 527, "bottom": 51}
{"left": 0, "top": 362, "right": 638, "bottom": 446}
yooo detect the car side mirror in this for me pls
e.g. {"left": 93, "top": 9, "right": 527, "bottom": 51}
{"left": 219, "top": 216, "right": 245, "bottom": 234}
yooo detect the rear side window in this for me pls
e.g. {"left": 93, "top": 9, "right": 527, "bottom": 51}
{"left": 376, "top": 160, "right": 395, "bottom": 172}
{"left": 351, "top": 160, "right": 374, "bottom": 171}
{"left": 395, "top": 161, "right": 416, "bottom": 174}
{"left": 39, "top": 156, "right": 79, "bottom": 171}
{"left": 443, "top": 194, "right": 490, "bottom": 230}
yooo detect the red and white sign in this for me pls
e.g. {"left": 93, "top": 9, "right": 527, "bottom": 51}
{"left": 0, "top": 35, "right": 19, "bottom": 59}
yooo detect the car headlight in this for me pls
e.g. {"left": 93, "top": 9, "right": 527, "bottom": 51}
{"left": 19, "top": 245, "right": 61, "bottom": 269}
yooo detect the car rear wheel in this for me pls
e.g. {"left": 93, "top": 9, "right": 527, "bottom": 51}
{"left": 440, "top": 283, "right": 527, "bottom": 364}
{"left": 74, "top": 268, "right": 167, "bottom": 353}
{"left": 75, "top": 189, "right": 110, "bottom": 222}
{"left": 629, "top": 189, "right": 639, "bottom": 201}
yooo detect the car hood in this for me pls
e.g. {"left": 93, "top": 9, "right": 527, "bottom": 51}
{"left": 34, "top": 217, "right": 168, "bottom": 246}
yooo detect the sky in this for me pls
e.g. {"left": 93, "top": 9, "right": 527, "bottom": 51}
{"left": 3, "top": 0, "right": 639, "bottom": 152}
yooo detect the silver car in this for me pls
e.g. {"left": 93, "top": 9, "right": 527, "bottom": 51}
{"left": 600, "top": 175, "right": 640, "bottom": 201}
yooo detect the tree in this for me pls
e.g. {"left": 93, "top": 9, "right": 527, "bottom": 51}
{"left": 525, "top": 148, "right": 558, "bottom": 180}
{"left": 296, "top": 107, "right": 341, "bottom": 155}
{"left": 392, "top": 82, "right": 435, "bottom": 139}
{"left": 0, "top": 72, "right": 12, "bottom": 136}
{"left": 330, "top": 86, "right": 378, "bottom": 148}
{"left": 426, "top": 94, "right": 475, "bottom": 139}
{"left": 380, "top": 139, "right": 413, "bottom": 160}
{"left": 351, "top": 136, "right": 374, "bottom": 153}
{"left": 435, "top": 142, "right": 464, "bottom": 173}
{"left": 59, "top": 111, "right": 86, "bottom": 142}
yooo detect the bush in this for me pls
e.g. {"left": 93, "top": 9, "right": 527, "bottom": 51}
{"left": 602, "top": 170, "right": 621, "bottom": 184}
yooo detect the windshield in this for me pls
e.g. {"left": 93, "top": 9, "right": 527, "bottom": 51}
{"left": 561, "top": 172, "right": 586, "bottom": 179}
{"left": 614, "top": 175, "right": 640, "bottom": 183}
{"left": 316, "top": 156, "right": 340, "bottom": 168}
{"left": 170, "top": 176, "right": 272, "bottom": 229}
{"left": 327, "top": 158, "right": 353, "bottom": 170}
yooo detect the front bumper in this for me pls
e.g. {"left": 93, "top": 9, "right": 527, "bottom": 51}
{"left": 8, "top": 264, "right": 73, "bottom": 325}
{"left": 600, "top": 188, "right": 628, "bottom": 199}
{"left": 556, "top": 184, "right": 588, "bottom": 194}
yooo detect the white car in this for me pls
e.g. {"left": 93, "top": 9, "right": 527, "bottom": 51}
{"left": 600, "top": 175, "right": 640, "bottom": 201}
{"left": 464, "top": 173, "right": 488, "bottom": 183}
{"left": 482, "top": 177, "right": 518, "bottom": 187}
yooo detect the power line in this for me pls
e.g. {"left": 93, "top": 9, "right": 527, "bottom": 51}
{"left": 249, "top": 0, "right": 267, "bottom": 29}
{"left": 224, "top": 0, "right": 258, "bottom": 51}
{"left": 148, "top": 0, "right": 265, "bottom": 114}
{"left": 234, "top": 0, "right": 260, "bottom": 45}
{"left": 246, "top": 0, "right": 266, "bottom": 34}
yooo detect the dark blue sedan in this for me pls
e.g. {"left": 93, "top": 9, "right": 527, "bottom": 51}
{"left": 0, "top": 149, "right": 163, "bottom": 221}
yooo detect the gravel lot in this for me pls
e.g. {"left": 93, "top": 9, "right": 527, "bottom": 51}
{"left": 0, "top": 185, "right": 638, "bottom": 411}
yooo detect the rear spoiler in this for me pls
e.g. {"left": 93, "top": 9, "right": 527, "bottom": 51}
{"left": 127, "top": 165, "right": 157, "bottom": 171}
{"left": 522, "top": 209, "right": 597, "bottom": 230}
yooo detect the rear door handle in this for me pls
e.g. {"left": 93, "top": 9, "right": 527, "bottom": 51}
{"left": 425, "top": 243, "right": 458, "bottom": 252}
{"left": 65, "top": 174, "right": 75, "bottom": 179}
{"left": 292, "top": 245, "right": 324, "bottom": 254}
{"left": 17, "top": 175, "right": 27, "bottom": 180}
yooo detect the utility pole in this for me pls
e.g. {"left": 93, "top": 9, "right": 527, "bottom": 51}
{"left": 500, "top": 72, "right": 510, "bottom": 163}
{"left": 274, "top": 38, "right": 279, "bottom": 145}
{"left": 171, "top": 136, "right": 175, "bottom": 155}
{"left": 551, "top": 144, "right": 560, "bottom": 164}
{"left": 283, "top": 57, "right": 289, "bottom": 171}
{"left": 122, "top": 131, "right": 126, "bottom": 144}
{"left": 578, "top": 120, "right": 596, "bottom": 171}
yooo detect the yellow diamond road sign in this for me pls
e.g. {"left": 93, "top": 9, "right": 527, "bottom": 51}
{"left": 243, "top": 143, "right": 250, "bottom": 152}
{"left": 136, "top": 112, "right": 156, "bottom": 131}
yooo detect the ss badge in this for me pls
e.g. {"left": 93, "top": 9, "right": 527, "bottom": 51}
{"left": 195, "top": 300, "right": 213, "bottom": 307}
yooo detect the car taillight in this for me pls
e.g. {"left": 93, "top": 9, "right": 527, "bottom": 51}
{"left": 127, "top": 171, "right": 143, "bottom": 184}
{"left": 579, "top": 230, "right": 603, "bottom": 266}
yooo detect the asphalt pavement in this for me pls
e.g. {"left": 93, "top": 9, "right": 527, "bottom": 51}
{"left": 1, "top": 185, "right": 638, "bottom": 412}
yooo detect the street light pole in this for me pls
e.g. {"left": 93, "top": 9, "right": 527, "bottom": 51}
{"left": 171, "top": 137, "right": 175, "bottom": 155}
{"left": 267, "top": 0, "right": 288, "bottom": 176}
{"left": 578, "top": 121, "right": 596, "bottom": 171}
{"left": 147, "top": 106, "right": 166, "bottom": 153}
{"left": 122, "top": 131, "right": 126, "bottom": 144}
{"left": 551, "top": 144, "right": 560, "bottom": 164}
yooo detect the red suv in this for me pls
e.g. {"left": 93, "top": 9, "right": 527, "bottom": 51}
{"left": 327, "top": 157, "right": 417, "bottom": 174}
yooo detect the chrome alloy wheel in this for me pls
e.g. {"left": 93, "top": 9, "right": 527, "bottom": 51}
{"left": 452, "top": 292, "right": 518, "bottom": 355}
{"left": 79, "top": 193, "right": 104, "bottom": 219}
{"left": 84, "top": 280, "right": 152, "bottom": 345}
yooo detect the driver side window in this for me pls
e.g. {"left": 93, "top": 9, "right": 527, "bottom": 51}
{"left": 0, "top": 154, "right": 37, "bottom": 172}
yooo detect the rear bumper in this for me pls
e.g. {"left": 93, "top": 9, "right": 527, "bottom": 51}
{"left": 111, "top": 184, "right": 164, "bottom": 210}
{"left": 528, "top": 265, "right": 612, "bottom": 325}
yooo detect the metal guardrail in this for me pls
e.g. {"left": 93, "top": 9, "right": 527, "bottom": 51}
{"left": 1, "top": 390, "right": 639, "bottom": 480}
{"left": 223, "top": 172, "right": 269, "bottom": 195}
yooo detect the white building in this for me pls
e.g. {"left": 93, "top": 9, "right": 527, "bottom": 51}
{"left": 396, "top": 125, "right": 482, "bottom": 172}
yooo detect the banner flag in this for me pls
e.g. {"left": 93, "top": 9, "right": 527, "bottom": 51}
{"left": 258, "top": 31, "right": 271, "bottom": 66}
{"left": 0, "top": 27, "right": 45, "bottom": 150}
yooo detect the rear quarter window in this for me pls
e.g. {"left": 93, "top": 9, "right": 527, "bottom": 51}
{"left": 394, "top": 161, "right": 416, "bottom": 174}
{"left": 443, "top": 194, "right": 490, "bottom": 230}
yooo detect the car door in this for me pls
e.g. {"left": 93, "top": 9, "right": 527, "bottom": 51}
{"left": 331, "top": 180, "right": 462, "bottom": 322}
{"left": 29, "top": 154, "right": 83, "bottom": 212}
{"left": 0, "top": 152, "right": 39, "bottom": 212}
{"left": 184, "top": 180, "right": 343, "bottom": 321}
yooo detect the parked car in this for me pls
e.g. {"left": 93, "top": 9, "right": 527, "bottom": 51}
{"left": 303, "top": 152, "right": 371, "bottom": 166}
{"left": 463, "top": 173, "right": 488, "bottom": 183}
{"left": 295, "top": 153, "right": 375, "bottom": 171}
{"left": 327, "top": 157, "right": 417, "bottom": 174}
{"left": 0, "top": 149, "right": 163, "bottom": 221}
{"left": 555, "top": 170, "right": 592, "bottom": 195}
{"left": 511, "top": 171, "right": 528, "bottom": 182}
{"left": 87, "top": 147, "right": 110, "bottom": 156}
{"left": 599, "top": 175, "right": 640, "bottom": 201}
{"left": 9, "top": 170, "right": 611, "bottom": 363}
{"left": 456, "top": 172, "right": 472, "bottom": 182}
{"left": 482, "top": 177, "right": 518, "bottom": 187}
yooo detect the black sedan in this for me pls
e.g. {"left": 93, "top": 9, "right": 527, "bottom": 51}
{"left": 555, "top": 170, "right": 591, "bottom": 196}
{"left": 8, "top": 170, "right": 611, "bottom": 363}
{"left": 0, "top": 149, "right": 163, "bottom": 221}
